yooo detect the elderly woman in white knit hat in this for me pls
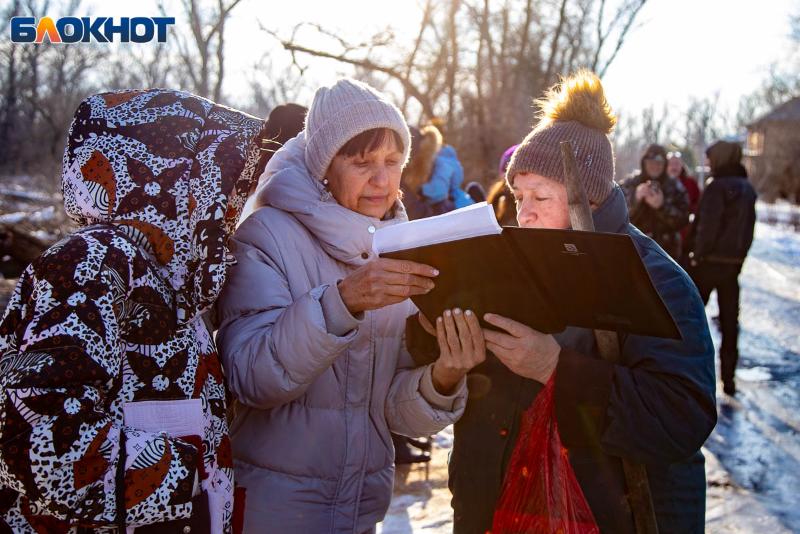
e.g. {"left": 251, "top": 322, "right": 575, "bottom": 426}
{"left": 215, "top": 78, "right": 484, "bottom": 533}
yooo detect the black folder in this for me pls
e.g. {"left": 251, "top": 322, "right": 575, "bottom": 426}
{"left": 381, "top": 227, "right": 681, "bottom": 340}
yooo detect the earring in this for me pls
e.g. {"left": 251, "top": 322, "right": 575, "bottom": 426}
{"left": 320, "top": 177, "right": 332, "bottom": 201}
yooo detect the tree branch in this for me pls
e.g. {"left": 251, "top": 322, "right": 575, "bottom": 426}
{"left": 400, "top": 0, "right": 434, "bottom": 115}
{"left": 599, "top": 0, "right": 647, "bottom": 77}
{"left": 266, "top": 31, "right": 436, "bottom": 118}
{"left": 544, "top": 0, "right": 569, "bottom": 85}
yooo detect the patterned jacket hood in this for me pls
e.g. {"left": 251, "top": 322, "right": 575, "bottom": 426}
{"left": 61, "top": 89, "right": 267, "bottom": 322}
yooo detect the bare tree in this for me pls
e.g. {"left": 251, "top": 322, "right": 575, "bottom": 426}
{"left": 737, "top": 66, "right": 800, "bottom": 128}
{"left": 590, "top": 0, "right": 647, "bottom": 77}
{"left": 445, "top": 0, "right": 461, "bottom": 131}
{"left": 1, "top": 0, "right": 317, "bottom": 194}
{"left": 260, "top": 0, "right": 649, "bottom": 185}
{"left": 243, "top": 54, "right": 305, "bottom": 119}
{"left": 400, "top": 0, "right": 435, "bottom": 116}
{"left": 0, "top": 0, "right": 107, "bottom": 189}
{"left": 0, "top": 0, "right": 22, "bottom": 173}
{"left": 611, "top": 110, "right": 644, "bottom": 180}
{"left": 640, "top": 104, "right": 670, "bottom": 145}
{"left": 736, "top": 6, "right": 800, "bottom": 128}
{"left": 0, "top": 0, "right": 650, "bottom": 193}
{"left": 261, "top": 22, "right": 437, "bottom": 119}
{"left": 171, "top": 0, "right": 243, "bottom": 101}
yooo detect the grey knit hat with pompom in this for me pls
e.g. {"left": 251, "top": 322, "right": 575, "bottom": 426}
{"left": 506, "top": 70, "right": 617, "bottom": 205}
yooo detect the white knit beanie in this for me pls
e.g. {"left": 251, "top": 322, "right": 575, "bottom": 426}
{"left": 304, "top": 78, "right": 411, "bottom": 181}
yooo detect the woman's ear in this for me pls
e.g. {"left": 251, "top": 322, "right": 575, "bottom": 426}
{"left": 324, "top": 155, "right": 342, "bottom": 185}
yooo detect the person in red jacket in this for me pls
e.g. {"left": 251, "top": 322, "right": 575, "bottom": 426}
{"left": 667, "top": 151, "right": 701, "bottom": 263}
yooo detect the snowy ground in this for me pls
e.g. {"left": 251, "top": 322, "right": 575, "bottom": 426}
{"left": 380, "top": 205, "right": 800, "bottom": 533}
{"left": 704, "top": 212, "right": 800, "bottom": 533}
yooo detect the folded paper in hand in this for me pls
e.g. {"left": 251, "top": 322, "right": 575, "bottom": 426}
{"left": 373, "top": 202, "right": 501, "bottom": 254}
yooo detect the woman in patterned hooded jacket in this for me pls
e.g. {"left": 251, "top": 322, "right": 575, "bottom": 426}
{"left": 0, "top": 89, "right": 267, "bottom": 533}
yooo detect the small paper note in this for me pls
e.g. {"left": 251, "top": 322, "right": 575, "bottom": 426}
{"left": 123, "top": 399, "right": 204, "bottom": 438}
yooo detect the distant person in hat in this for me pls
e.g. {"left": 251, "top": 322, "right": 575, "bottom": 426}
{"left": 689, "top": 140, "right": 756, "bottom": 396}
{"left": 621, "top": 144, "right": 690, "bottom": 259}
{"left": 666, "top": 151, "right": 701, "bottom": 263}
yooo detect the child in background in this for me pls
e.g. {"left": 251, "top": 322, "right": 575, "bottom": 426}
{"left": 420, "top": 124, "right": 474, "bottom": 209}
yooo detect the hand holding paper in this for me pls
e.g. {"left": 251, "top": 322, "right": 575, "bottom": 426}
{"left": 338, "top": 258, "right": 439, "bottom": 313}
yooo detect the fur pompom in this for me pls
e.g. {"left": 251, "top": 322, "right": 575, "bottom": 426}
{"left": 536, "top": 69, "right": 616, "bottom": 134}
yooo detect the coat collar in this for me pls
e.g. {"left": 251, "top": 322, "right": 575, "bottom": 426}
{"left": 591, "top": 184, "right": 629, "bottom": 234}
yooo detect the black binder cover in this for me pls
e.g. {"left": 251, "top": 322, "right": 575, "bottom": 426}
{"left": 381, "top": 227, "right": 680, "bottom": 340}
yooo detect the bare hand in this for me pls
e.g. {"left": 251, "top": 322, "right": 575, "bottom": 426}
{"left": 483, "top": 313, "right": 560, "bottom": 384}
{"left": 635, "top": 182, "right": 650, "bottom": 202}
{"left": 644, "top": 183, "right": 664, "bottom": 209}
{"left": 431, "top": 309, "right": 486, "bottom": 394}
{"left": 339, "top": 258, "right": 438, "bottom": 314}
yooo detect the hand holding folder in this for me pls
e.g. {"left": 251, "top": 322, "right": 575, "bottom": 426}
{"left": 375, "top": 203, "right": 679, "bottom": 340}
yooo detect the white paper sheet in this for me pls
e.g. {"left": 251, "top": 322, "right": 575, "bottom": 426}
{"left": 373, "top": 201, "right": 502, "bottom": 254}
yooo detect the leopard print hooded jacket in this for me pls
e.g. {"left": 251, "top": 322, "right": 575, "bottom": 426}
{"left": 0, "top": 89, "right": 267, "bottom": 532}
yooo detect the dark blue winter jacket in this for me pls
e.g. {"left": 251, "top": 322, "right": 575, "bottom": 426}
{"left": 552, "top": 185, "right": 717, "bottom": 533}
{"left": 408, "top": 185, "right": 717, "bottom": 534}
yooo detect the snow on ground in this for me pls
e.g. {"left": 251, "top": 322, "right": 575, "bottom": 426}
{"left": 380, "top": 207, "right": 800, "bottom": 533}
{"left": 378, "top": 429, "right": 454, "bottom": 534}
{"left": 704, "top": 214, "right": 800, "bottom": 534}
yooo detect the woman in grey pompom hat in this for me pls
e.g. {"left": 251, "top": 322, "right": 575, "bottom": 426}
{"left": 412, "top": 71, "right": 716, "bottom": 534}
{"left": 216, "top": 78, "right": 484, "bottom": 532}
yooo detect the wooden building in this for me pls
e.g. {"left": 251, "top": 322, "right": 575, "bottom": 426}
{"left": 745, "top": 97, "right": 800, "bottom": 202}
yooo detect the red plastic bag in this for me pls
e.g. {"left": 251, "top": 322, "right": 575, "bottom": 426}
{"left": 492, "top": 373, "right": 599, "bottom": 534}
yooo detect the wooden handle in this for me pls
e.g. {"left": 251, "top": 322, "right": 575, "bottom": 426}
{"left": 559, "top": 140, "right": 660, "bottom": 534}
{"left": 560, "top": 141, "right": 595, "bottom": 232}
{"left": 623, "top": 460, "right": 660, "bottom": 534}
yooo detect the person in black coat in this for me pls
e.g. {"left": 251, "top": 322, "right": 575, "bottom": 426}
{"left": 689, "top": 140, "right": 757, "bottom": 395}
{"left": 621, "top": 144, "right": 690, "bottom": 259}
